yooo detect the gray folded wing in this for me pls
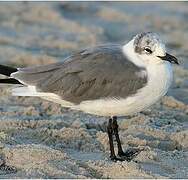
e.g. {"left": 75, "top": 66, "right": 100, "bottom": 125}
{"left": 12, "top": 44, "right": 147, "bottom": 104}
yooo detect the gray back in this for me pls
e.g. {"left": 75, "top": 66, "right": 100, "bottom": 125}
{"left": 13, "top": 45, "right": 148, "bottom": 104}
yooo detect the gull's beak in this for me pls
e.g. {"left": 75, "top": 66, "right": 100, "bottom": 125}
{"left": 158, "top": 53, "right": 179, "bottom": 65}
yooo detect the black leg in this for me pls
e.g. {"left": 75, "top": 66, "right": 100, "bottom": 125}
{"left": 107, "top": 118, "right": 116, "bottom": 160}
{"left": 112, "top": 116, "right": 124, "bottom": 155}
{"left": 107, "top": 118, "right": 124, "bottom": 161}
{"left": 111, "top": 116, "right": 142, "bottom": 161}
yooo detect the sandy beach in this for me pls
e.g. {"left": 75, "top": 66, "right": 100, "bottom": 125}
{"left": 0, "top": 2, "right": 187, "bottom": 178}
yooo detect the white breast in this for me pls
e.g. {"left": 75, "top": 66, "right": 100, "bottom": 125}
{"left": 118, "top": 62, "right": 173, "bottom": 115}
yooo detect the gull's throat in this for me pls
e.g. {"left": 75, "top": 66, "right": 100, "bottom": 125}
{"left": 122, "top": 40, "right": 146, "bottom": 68}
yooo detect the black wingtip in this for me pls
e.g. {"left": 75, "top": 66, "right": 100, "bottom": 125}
{"left": 0, "top": 65, "right": 18, "bottom": 77}
{"left": 0, "top": 78, "right": 22, "bottom": 84}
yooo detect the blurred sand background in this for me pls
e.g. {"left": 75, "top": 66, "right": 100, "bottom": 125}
{"left": 0, "top": 2, "right": 187, "bottom": 178}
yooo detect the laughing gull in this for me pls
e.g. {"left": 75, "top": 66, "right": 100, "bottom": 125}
{"left": 0, "top": 32, "right": 179, "bottom": 161}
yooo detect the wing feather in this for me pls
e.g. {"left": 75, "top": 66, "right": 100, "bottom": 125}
{"left": 11, "top": 45, "right": 147, "bottom": 104}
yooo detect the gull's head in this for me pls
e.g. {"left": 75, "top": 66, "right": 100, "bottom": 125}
{"left": 125, "top": 32, "right": 179, "bottom": 66}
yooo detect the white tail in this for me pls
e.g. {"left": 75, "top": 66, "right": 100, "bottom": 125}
{"left": 12, "top": 85, "right": 74, "bottom": 107}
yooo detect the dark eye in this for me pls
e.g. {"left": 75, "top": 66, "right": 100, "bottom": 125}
{"left": 144, "top": 47, "right": 152, "bottom": 54}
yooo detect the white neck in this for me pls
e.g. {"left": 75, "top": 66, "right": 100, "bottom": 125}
{"left": 122, "top": 39, "right": 146, "bottom": 68}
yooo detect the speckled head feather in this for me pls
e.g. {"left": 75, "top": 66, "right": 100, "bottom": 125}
{"left": 133, "top": 32, "right": 165, "bottom": 55}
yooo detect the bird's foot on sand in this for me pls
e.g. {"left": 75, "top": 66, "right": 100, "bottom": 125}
{"left": 110, "top": 155, "right": 125, "bottom": 162}
{"left": 117, "top": 148, "right": 142, "bottom": 161}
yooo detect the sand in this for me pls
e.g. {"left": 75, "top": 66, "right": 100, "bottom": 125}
{"left": 0, "top": 2, "right": 187, "bottom": 178}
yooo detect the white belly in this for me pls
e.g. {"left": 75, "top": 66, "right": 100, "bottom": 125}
{"left": 74, "top": 62, "right": 173, "bottom": 116}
